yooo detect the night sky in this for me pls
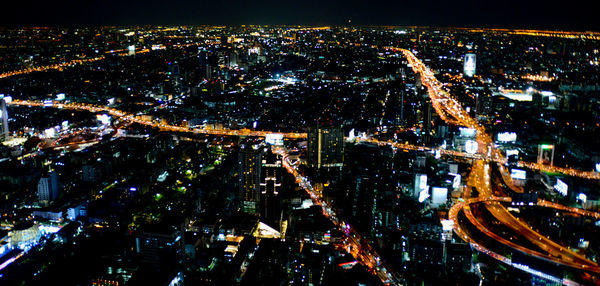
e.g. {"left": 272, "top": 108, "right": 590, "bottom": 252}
{"left": 1, "top": 0, "right": 597, "bottom": 31}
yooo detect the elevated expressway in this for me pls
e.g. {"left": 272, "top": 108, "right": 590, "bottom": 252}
{"left": 398, "top": 47, "right": 600, "bottom": 284}
{"left": 6, "top": 99, "right": 599, "bottom": 180}
{"left": 4, "top": 46, "right": 600, "bottom": 285}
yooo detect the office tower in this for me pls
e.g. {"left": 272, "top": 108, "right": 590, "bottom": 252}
{"left": 198, "top": 48, "right": 212, "bottom": 79}
{"left": 475, "top": 92, "right": 493, "bottom": 118}
{"left": 463, "top": 53, "right": 476, "bottom": 77}
{"left": 0, "top": 98, "right": 8, "bottom": 141}
{"left": 352, "top": 176, "right": 378, "bottom": 236}
{"left": 239, "top": 143, "right": 264, "bottom": 214}
{"left": 37, "top": 172, "right": 61, "bottom": 204}
{"left": 260, "top": 147, "right": 282, "bottom": 225}
{"left": 198, "top": 48, "right": 208, "bottom": 66}
{"left": 228, "top": 51, "right": 239, "bottom": 67}
{"left": 307, "top": 125, "right": 344, "bottom": 169}
{"left": 82, "top": 163, "right": 102, "bottom": 183}
{"left": 135, "top": 225, "right": 182, "bottom": 266}
{"left": 399, "top": 91, "right": 405, "bottom": 126}
{"left": 422, "top": 99, "right": 433, "bottom": 144}
{"left": 127, "top": 45, "right": 136, "bottom": 56}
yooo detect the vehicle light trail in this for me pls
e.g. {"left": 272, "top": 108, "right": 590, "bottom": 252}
{"left": 276, "top": 148, "right": 402, "bottom": 285}
{"left": 6, "top": 99, "right": 599, "bottom": 180}
{"left": 399, "top": 48, "right": 600, "bottom": 282}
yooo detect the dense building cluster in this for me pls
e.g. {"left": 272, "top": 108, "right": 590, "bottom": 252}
{"left": 1, "top": 26, "right": 600, "bottom": 285}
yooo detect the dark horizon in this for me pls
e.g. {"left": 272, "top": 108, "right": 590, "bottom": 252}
{"left": 1, "top": 0, "right": 598, "bottom": 31}
{"left": 1, "top": 24, "right": 599, "bottom": 33}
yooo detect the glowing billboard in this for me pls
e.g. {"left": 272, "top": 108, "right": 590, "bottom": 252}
{"left": 418, "top": 188, "right": 430, "bottom": 203}
{"left": 537, "top": 144, "right": 555, "bottom": 165}
{"left": 265, "top": 133, "right": 284, "bottom": 146}
{"left": 43, "top": 128, "right": 56, "bottom": 138}
{"left": 554, "top": 179, "right": 568, "bottom": 196}
{"left": 506, "top": 149, "right": 519, "bottom": 157}
{"left": 1, "top": 95, "right": 12, "bottom": 103}
{"left": 459, "top": 127, "right": 476, "bottom": 138}
{"left": 441, "top": 219, "right": 454, "bottom": 231}
{"left": 465, "top": 140, "right": 478, "bottom": 154}
{"left": 97, "top": 114, "right": 111, "bottom": 125}
{"left": 497, "top": 132, "right": 517, "bottom": 142}
{"left": 431, "top": 187, "right": 448, "bottom": 206}
{"left": 578, "top": 193, "right": 587, "bottom": 203}
{"left": 510, "top": 169, "right": 526, "bottom": 180}
{"left": 452, "top": 175, "right": 462, "bottom": 189}
{"left": 128, "top": 45, "right": 136, "bottom": 56}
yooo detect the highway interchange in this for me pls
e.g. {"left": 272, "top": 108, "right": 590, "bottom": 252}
{"left": 3, "top": 46, "right": 600, "bottom": 286}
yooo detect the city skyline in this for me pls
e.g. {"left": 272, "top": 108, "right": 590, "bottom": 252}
{"left": 1, "top": 24, "right": 600, "bottom": 286}
{"left": 0, "top": 0, "right": 598, "bottom": 31}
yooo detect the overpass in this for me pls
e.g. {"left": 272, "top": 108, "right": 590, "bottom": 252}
{"left": 398, "top": 48, "right": 600, "bottom": 283}
{"left": 3, "top": 44, "right": 600, "bottom": 285}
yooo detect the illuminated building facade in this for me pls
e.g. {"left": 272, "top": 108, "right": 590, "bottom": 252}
{"left": 307, "top": 125, "right": 344, "bottom": 169}
{"left": 239, "top": 143, "right": 264, "bottom": 214}
{"left": 463, "top": 53, "right": 476, "bottom": 77}
{"left": 134, "top": 225, "right": 182, "bottom": 265}
{"left": 10, "top": 221, "right": 41, "bottom": 250}
{"left": 260, "top": 147, "right": 282, "bottom": 225}
{"left": 37, "top": 172, "right": 61, "bottom": 204}
{"left": 537, "top": 144, "right": 555, "bottom": 165}
{"left": 0, "top": 97, "right": 8, "bottom": 141}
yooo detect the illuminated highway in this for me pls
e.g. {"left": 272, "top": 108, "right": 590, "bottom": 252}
{"left": 398, "top": 47, "right": 600, "bottom": 282}
{"left": 4, "top": 47, "right": 600, "bottom": 284}
{"left": 276, "top": 148, "right": 401, "bottom": 285}
{"left": 0, "top": 43, "right": 190, "bottom": 81}
{"left": 0, "top": 57, "right": 106, "bottom": 80}
{"left": 6, "top": 100, "right": 306, "bottom": 140}
{"left": 6, "top": 99, "right": 599, "bottom": 180}
{"left": 457, "top": 28, "right": 600, "bottom": 41}
{"left": 462, "top": 161, "right": 600, "bottom": 273}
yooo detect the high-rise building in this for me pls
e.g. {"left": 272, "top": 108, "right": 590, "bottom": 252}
{"left": 82, "top": 163, "right": 102, "bottom": 183}
{"left": 0, "top": 97, "right": 8, "bottom": 141}
{"left": 37, "top": 172, "right": 61, "bottom": 204}
{"left": 198, "top": 48, "right": 213, "bottom": 79}
{"left": 463, "top": 53, "right": 476, "bottom": 77}
{"left": 353, "top": 176, "right": 378, "bottom": 237}
{"left": 422, "top": 99, "right": 433, "bottom": 143}
{"left": 260, "top": 147, "right": 282, "bottom": 225}
{"left": 135, "top": 225, "right": 182, "bottom": 266}
{"left": 414, "top": 174, "right": 428, "bottom": 199}
{"left": 307, "top": 125, "right": 344, "bottom": 169}
{"left": 475, "top": 92, "right": 493, "bottom": 117}
{"left": 228, "top": 51, "right": 239, "bottom": 67}
{"left": 430, "top": 187, "right": 448, "bottom": 207}
{"left": 239, "top": 143, "right": 264, "bottom": 214}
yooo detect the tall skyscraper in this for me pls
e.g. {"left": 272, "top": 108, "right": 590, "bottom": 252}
{"left": 463, "top": 53, "right": 476, "bottom": 77}
{"left": 0, "top": 97, "right": 8, "bottom": 141}
{"left": 422, "top": 99, "right": 433, "bottom": 144}
{"left": 239, "top": 143, "right": 264, "bottom": 214}
{"left": 198, "top": 48, "right": 212, "bottom": 79}
{"left": 475, "top": 92, "right": 493, "bottom": 118}
{"left": 353, "top": 176, "right": 378, "bottom": 237}
{"left": 260, "top": 147, "right": 282, "bottom": 225}
{"left": 228, "top": 51, "right": 239, "bottom": 67}
{"left": 37, "top": 172, "right": 61, "bottom": 204}
{"left": 307, "top": 125, "right": 344, "bottom": 169}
